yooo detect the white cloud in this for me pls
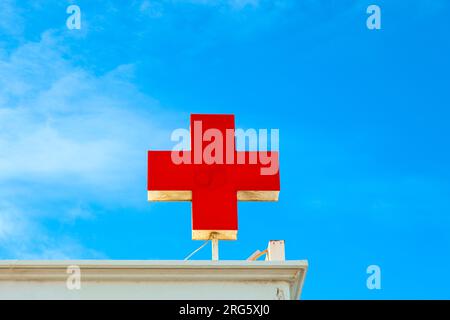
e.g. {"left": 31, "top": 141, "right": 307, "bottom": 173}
{"left": 0, "top": 32, "right": 172, "bottom": 186}
{"left": 139, "top": 0, "right": 164, "bottom": 17}
{"left": 0, "top": 202, "right": 27, "bottom": 242}
{"left": 0, "top": 0, "right": 24, "bottom": 36}
{"left": 138, "top": 0, "right": 263, "bottom": 13}
{"left": 0, "top": 31, "right": 178, "bottom": 258}
{"left": 228, "top": 0, "right": 259, "bottom": 9}
{"left": 0, "top": 201, "right": 104, "bottom": 259}
{"left": 178, "top": 0, "right": 259, "bottom": 7}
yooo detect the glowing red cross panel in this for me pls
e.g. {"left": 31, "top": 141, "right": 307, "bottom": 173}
{"left": 147, "top": 114, "right": 280, "bottom": 240}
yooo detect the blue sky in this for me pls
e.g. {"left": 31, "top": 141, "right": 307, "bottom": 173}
{"left": 0, "top": 0, "right": 449, "bottom": 299}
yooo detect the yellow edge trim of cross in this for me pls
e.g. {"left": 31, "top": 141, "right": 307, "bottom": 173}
{"left": 192, "top": 230, "right": 237, "bottom": 240}
{"left": 147, "top": 190, "right": 279, "bottom": 202}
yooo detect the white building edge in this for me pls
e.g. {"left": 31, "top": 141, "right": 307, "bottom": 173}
{"left": 0, "top": 260, "right": 308, "bottom": 300}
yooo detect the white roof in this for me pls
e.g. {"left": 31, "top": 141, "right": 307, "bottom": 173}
{"left": 0, "top": 260, "right": 308, "bottom": 300}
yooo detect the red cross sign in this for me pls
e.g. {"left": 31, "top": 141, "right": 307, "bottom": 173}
{"left": 147, "top": 114, "right": 280, "bottom": 240}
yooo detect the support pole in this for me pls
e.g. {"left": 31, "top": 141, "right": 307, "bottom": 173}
{"left": 211, "top": 233, "right": 219, "bottom": 261}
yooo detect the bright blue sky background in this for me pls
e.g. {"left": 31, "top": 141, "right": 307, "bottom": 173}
{"left": 0, "top": 0, "right": 449, "bottom": 299}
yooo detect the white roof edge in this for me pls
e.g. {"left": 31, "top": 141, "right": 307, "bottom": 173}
{"left": 0, "top": 260, "right": 308, "bottom": 300}
{"left": 0, "top": 260, "right": 308, "bottom": 267}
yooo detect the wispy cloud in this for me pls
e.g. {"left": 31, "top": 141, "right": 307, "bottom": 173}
{"left": 0, "top": 200, "right": 104, "bottom": 259}
{"left": 0, "top": 0, "right": 24, "bottom": 37}
{"left": 0, "top": 31, "right": 170, "bottom": 183}
{"left": 180, "top": 0, "right": 260, "bottom": 9}
{"left": 0, "top": 29, "right": 177, "bottom": 258}
{"left": 137, "top": 0, "right": 288, "bottom": 17}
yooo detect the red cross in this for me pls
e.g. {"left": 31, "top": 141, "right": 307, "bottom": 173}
{"left": 147, "top": 114, "right": 280, "bottom": 240}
